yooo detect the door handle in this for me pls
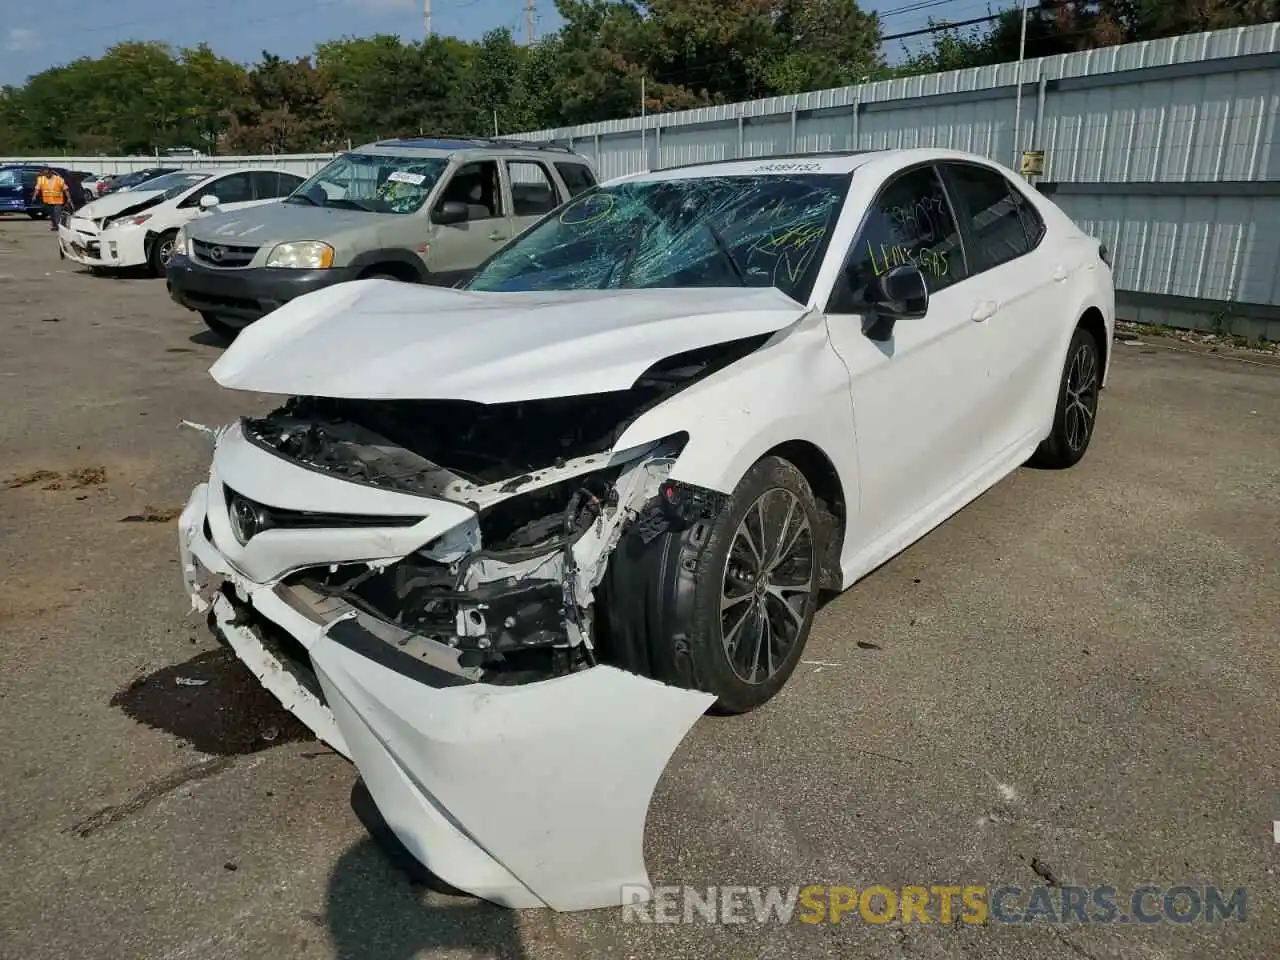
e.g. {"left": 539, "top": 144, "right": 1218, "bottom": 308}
{"left": 971, "top": 299, "right": 997, "bottom": 322}
{"left": 1053, "top": 265, "right": 1068, "bottom": 282}
{"left": 487, "top": 231, "right": 507, "bottom": 242}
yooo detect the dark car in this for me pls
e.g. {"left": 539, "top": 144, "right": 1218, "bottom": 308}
{"left": 0, "top": 164, "right": 89, "bottom": 218}
{"left": 99, "top": 167, "right": 181, "bottom": 197}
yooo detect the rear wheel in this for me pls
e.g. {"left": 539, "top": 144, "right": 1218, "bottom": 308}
{"left": 1030, "top": 325, "right": 1101, "bottom": 469}
{"left": 27, "top": 210, "right": 43, "bottom": 220}
{"left": 200, "top": 311, "right": 243, "bottom": 342}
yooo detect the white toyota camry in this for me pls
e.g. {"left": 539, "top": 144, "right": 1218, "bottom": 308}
{"left": 59, "top": 167, "right": 304, "bottom": 275}
{"left": 177, "top": 147, "right": 1114, "bottom": 912}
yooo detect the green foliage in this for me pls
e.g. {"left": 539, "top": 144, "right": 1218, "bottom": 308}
{"left": 2, "top": 0, "right": 1274, "bottom": 154}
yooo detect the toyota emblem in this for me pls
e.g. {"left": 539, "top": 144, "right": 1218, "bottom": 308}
{"left": 228, "top": 495, "right": 265, "bottom": 545}
{"left": 209, "top": 245, "right": 226, "bottom": 262}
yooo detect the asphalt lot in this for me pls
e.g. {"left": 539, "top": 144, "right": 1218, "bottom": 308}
{"left": 1, "top": 215, "right": 1278, "bottom": 960}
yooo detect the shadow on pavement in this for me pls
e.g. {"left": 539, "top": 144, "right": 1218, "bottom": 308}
{"left": 188, "top": 329, "right": 230, "bottom": 348}
{"left": 110, "top": 647, "right": 313, "bottom": 755}
{"left": 327, "top": 787, "right": 529, "bottom": 959}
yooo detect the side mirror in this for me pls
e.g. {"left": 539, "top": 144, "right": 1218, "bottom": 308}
{"left": 432, "top": 200, "right": 469, "bottom": 225}
{"left": 861, "top": 263, "right": 929, "bottom": 341}
{"left": 199, "top": 194, "right": 220, "bottom": 210}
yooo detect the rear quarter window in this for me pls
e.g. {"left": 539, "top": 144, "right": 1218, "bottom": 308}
{"left": 554, "top": 162, "right": 597, "bottom": 198}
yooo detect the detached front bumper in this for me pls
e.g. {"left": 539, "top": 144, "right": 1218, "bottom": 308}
{"left": 176, "top": 481, "right": 715, "bottom": 911}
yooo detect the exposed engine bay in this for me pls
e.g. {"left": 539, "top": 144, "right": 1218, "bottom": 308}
{"left": 230, "top": 335, "right": 769, "bottom": 684}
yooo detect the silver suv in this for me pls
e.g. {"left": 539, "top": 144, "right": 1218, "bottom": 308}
{"left": 165, "top": 136, "right": 598, "bottom": 339}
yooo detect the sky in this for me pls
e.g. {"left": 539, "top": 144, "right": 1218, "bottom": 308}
{"left": 0, "top": 0, "right": 971, "bottom": 88}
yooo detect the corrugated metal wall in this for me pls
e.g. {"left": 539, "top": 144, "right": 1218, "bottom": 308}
{"left": 0, "top": 154, "right": 340, "bottom": 176}
{"left": 509, "top": 23, "right": 1280, "bottom": 338}
{"left": 5, "top": 24, "right": 1277, "bottom": 336}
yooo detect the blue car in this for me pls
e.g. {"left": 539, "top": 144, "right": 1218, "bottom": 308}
{"left": 0, "top": 164, "right": 88, "bottom": 217}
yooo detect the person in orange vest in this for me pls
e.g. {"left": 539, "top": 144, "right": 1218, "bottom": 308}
{"left": 31, "top": 168, "right": 69, "bottom": 231}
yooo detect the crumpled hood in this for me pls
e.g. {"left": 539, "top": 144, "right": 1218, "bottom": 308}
{"left": 188, "top": 202, "right": 372, "bottom": 246}
{"left": 210, "top": 280, "right": 810, "bottom": 403}
{"left": 76, "top": 189, "right": 167, "bottom": 221}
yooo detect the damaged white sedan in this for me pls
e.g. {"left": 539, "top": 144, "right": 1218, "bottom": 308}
{"left": 177, "top": 148, "right": 1114, "bottom": 912}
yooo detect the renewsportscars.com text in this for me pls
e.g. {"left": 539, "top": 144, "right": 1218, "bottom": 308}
{"left": 621, "top": 884, "right": 1247, "bottom": 925}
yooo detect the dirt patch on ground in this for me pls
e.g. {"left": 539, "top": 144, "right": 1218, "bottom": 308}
{"left": 5, "top": 465, "right": 107, "bottom": 490}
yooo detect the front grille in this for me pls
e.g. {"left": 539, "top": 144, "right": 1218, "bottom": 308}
{"left": 192, "top": 238, "right": 259, "bottom": 268}
{"left": 221, "top": 485, "right": 425, "bottom": 533}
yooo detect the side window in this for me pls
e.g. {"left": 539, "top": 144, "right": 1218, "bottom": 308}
{"left": 437, "top": 161, "right": 503, "bottom": 221}
{"left": 554, "top": 162, "right": 597, "bottom": 198}
{"left": 830, "top": 164, "right": 965, "bottom": 313}
{"left": 507, "top": 160, "right": 559, "bottom": 216}
{"left": 941, "top": 162, "right": 1037, "bottom": 272}
{"left": 187, "top": 172, "right": 252, "bottom": 206}
{"left": 250, "top": 170, "right": 302, "bottom": 199}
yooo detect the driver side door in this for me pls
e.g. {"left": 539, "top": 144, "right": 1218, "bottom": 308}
{"left": 426, "top": 160, "right": 515, "bottom": 285}
{"left": 824, "top": 162, "right": 992, "bottom": 553}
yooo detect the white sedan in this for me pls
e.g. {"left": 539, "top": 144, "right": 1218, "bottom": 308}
{"left": 176, "top": 147, "right": 1114, "bottom": 911}
{"left": 59, "top": 167, "right": 304, "bottom": 275}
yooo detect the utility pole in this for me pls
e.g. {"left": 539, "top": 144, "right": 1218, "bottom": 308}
{"left": 424, "top": 0, "right": 432, "bottom": 39}
{"left": 1011, "top": 0, "right": 1030, "bottom": 171}
{"left": 639, "top": 75, "right": 646, "bottom": 171}
{"left": 525, "top": 0, "right": 535, "bottom": 45}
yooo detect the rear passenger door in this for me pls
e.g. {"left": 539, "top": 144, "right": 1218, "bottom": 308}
{"left": 505, "top": 159, "right": 562, "bottom": 236}
{"left": 936, "top": 161, "right": 1064, "bottom": 454}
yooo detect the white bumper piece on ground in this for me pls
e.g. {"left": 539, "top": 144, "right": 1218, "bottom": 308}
{"left": 177, "top": 480, "right": 717, "bottom": 912}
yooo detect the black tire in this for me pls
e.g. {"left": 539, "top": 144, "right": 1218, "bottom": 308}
{"left": 1030, "top": 325, "right": 1102, "bottom": 469}
{"left": 200, "top": 311, "right": 242, "bottom": 342}
{"left": 598, "top": 456, "right": 823, "bottom": 714}
{"left": 361, "top": 271, "right": 408, "bottom": 283}
{"left": 148, "top": 229, "right": 178, "bottom": 277}
{"left": 27, "top": 210, "right": 43, "bottom": 220}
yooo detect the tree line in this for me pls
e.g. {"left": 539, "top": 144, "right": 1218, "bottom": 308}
{"left": 0, "top": 0, "right": 1272, "bottom": 156}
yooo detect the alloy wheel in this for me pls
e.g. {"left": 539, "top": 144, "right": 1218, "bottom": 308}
{"left": 1064, "top": 340, "right": 1099, "bottom": 453}
{"left": 720, "top": 488, "right": 816, "bottom": 684}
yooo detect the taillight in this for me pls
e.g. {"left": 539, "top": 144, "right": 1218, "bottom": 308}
{"left": 1099, "top": 242, "right": 1112, "bottom": 268}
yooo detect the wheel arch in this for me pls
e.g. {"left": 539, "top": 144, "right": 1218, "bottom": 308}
{"left": 758, "top": 440, "right": 846, "bottom": 592}
{"left": 349, "top": 248, "right": 428, "bottom": 283}
{"left": 1077, "top": 304, "right": 1109, "bottom": 383}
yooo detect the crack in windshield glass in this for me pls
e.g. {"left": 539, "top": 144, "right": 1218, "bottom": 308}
{"left": 466, "top": 174, "right": 850, "bottom": 302}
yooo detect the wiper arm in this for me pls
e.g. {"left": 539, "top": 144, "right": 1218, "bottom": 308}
{"left": 703, "top": 220, "right": 746, "bottom": 285}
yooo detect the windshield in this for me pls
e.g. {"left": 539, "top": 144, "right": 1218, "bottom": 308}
{"left": 115, "top": 169, "right": 173, "bottom": 188}
{"left": 465, "top": 173, "right": 850, "bottom": 301}
{"left": 126, "top": 171, "right": 209, "bottom": 199}
{"left": 287, "top": 152, "right": 449, "bottom": 214}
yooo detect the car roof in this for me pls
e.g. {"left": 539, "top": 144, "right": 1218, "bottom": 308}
{"left": 353, "top": 135, "right": 586, "bottom": 161}
{"left": 609, "top": 147, "right": 1012, "bottom": 183}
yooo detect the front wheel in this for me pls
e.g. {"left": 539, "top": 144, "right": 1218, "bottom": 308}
{"left": 1030, "top": 326, "right": 1101, "bottom": 469}
{"left": 148, "top": 230, "right": 178, "bottom": 277}
{"left": 599, "top": 456, "right": 824, "bottom": 714}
